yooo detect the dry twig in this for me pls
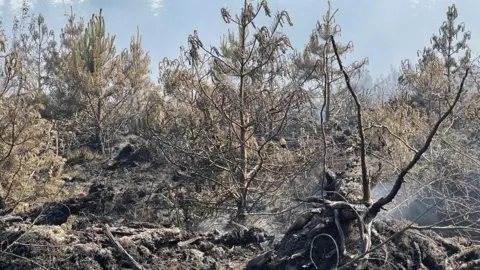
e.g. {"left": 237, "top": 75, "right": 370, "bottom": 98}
{"left": 102, "top": 223, "right": 145, "bottom": 270}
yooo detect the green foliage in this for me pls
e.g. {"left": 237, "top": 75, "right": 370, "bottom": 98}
{"left": 401, "top": 4, "right": 471, "bottom": 121}
{"left": 47, "top": 8, "right": 152, "bottom": 154}
{"left": 0, "top": 8, "right": 73, "bottom": 209}
{"left": 0, "top": 93, "right": 67, "bottom": 207}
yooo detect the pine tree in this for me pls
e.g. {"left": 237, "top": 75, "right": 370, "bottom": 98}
{"left": 0, "top": 6, "right": 66, "bottom": 209}
{"left": 50, "top": 9, "right": 152, "bottom": 154}
{"left": 402, "top": 4, "right": 471, "bottom": 122}
{"left": 431, "top": 4, "right": 471, "bottom": 93}
{"left": 118, "top": 27, "right": 153, "bottom": 134}
{"left": 294, "top": 1, "right": 366, "bottom": 124}
{"left": 71, "top": 9, "right": 117, "bottom": 154}
{"left": 17, "top": 13, "right": 56, "bottom": 92}
{"left": 156, "top": 0, "right": 315, "bottom": 226}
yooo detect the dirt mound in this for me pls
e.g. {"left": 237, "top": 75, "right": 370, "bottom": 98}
{"left": 0, "top": 221, "right": 263, "bottom": 269}
{"left": 0, "top": 215, "right": 270, "bottom": 269}
{"left": 0, "top": 182, "right": 272, "bottom": 269}
{"left": 251, "top": 217, "right": 479, "bottom": 270}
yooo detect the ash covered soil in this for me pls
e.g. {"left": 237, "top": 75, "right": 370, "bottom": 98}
{"left": 0, "top": 182, "right": 267, "bottom": 270}
{"left": 0, "top": 139, "right": 479, "bottom": 270}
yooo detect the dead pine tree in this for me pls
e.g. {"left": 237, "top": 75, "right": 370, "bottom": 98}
{"left": 149, "top": 0, "right": 317, "bottom": 227}
{"left": 293, "top": 1, "right": 366, "bottom": 125}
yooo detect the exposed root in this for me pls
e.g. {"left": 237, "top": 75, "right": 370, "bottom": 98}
{"left": 310, "top": 233, "right": 339, "bottom": 270}
{"left": 269, "top": 218, "right": 480, "bottom": 270}
{"left": 356, "top": 220, "right": 373, "bottom": 270}
{"left": 412, "top": 241, "right": 423, "bottom": 269}
{"left": 334, "top": 209, "right": 346, "bottom": 256}
{"left": 371, "top": 228, "right": 388, "bottom": 264}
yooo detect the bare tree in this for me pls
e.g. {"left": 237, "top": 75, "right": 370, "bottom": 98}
{"left": 326, "top": 4, "right": 471, "bottom": 265}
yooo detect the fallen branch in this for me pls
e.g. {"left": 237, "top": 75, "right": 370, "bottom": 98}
{"left": 334, "top": 209, "right": 346, "bottom": 256}
{"left": 230, "top": 220, "right": 249, "bottom": 231}
{"left": 2, "top": 251, "right": 50, "bottom": 270}
{"left": 448, "top": 246, "right": 480, "bottom": 269}
{"left": 177, "top": 236, "right": 202, "bottom": 247}
{"left": 102, "top": 224, "right": 145, "bottom": 270}
{"left": 2, "top": 211, "right": 44, "bottom": 253}
{"left": 0, "top": 215, "right": 23, "bottom": 223}
{"left": 410, "top": 224, "right": 480, "bottom": 234}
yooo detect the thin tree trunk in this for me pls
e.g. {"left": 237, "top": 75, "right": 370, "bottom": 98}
{"left": 237, "top": 0, "right": 248, "bottom": 225}
{"left": 96, "top": 100, "right": 105, "bottom": 155}
{"left": 95, "top": 125, "right": 105, "bottom": 155}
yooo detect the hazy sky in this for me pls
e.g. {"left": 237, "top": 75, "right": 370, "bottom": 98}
{"left": 0, "top": 0, "right": 479, "bottom": 80}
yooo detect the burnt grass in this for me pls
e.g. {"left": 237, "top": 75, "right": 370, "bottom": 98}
{"left": 0, "top": 139, "right": 479, "bottom": 270}
{"left": 0, "top": 179, "right": 267, "bottom": 270}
